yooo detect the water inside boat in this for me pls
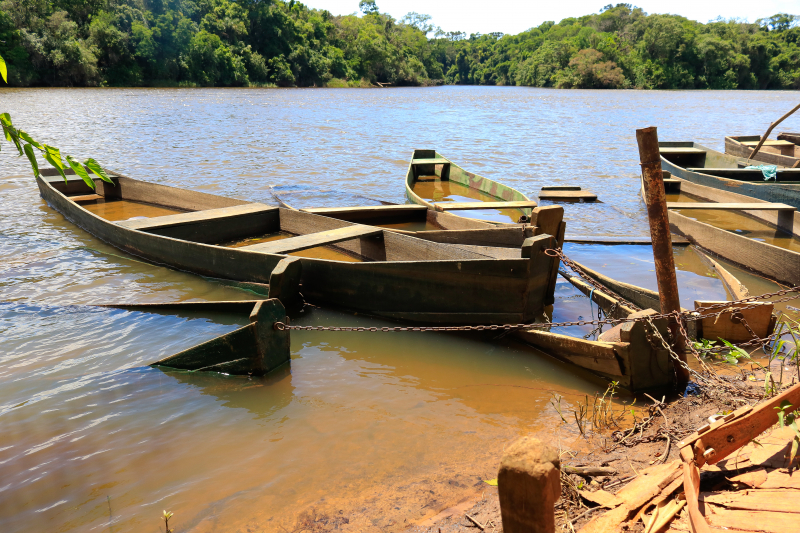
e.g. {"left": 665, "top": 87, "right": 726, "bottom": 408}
{"left": 75, "top": 197, "right": 187, "bottom": 221}
{"left": 412, "top": 176, "right": 525, "bottom": 224}
{"left": 223, "top": 231, "right": 364, "bottom": 262}
{"left": 666, "top": 192, "right": 800, "bottom": 253}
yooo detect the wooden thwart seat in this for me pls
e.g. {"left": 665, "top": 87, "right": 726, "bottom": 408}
{"left": 433, "top": 201, "right": 537, "bottom": 211}
{"left": 411, "top": 158, "right": 450, "bottom": 165}
{"left": 667, "top": 202, "right": 795, "bottom": 211}
{"left": 301, "top": 205, "right": 427, "bottom": 215}
{"left": 239, "top": 225, "right": 382, "bottom": 255}
{"left": 69, "top": 194, "right": 103, "bottom": 203}
{"left": 116, "top": 203, "right": 274, "bottom": 230}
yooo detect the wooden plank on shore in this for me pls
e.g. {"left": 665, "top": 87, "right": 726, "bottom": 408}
{"left": 667, "top": 202, "right": 795, "bottom": 211}
{"left": 434, "top": 201, "right": 537, "bottom": 211}
{"left": 117, "top": 203, "right": 276, "bottom": 230}
{"left": 240, "top": 225, "right": 382, "bottom": 254}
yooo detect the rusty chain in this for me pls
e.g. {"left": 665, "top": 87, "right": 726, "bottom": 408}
{"left": 274, "top": 248, "right": 800, "bottom": 349}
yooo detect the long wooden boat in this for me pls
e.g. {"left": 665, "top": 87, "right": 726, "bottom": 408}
{"left": 405, "top": 150, "right": 537, "bottom": 225}
{"left": 725, "top": 135, "right": 800, "bottom": 167}
{"left": 36, "top": 168, "right": 560, "bottom": 324}
{"left": 659, "top": 141, "right": 800, "bottom": 209}
{"left": 639, "top": 165, "right": 800, "bottom": 286}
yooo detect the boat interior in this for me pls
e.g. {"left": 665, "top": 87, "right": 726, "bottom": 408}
{"left": 660, "top": 141, "right": 800, "bottom": 183}
{"left": 406, "top": 149, "right": 535, "bottom": 223}
{"left": 729, "top": 134, "right": 800, "bottom": 158}
{"left": 43, "top": 171, "right": 518, "bottom": 264}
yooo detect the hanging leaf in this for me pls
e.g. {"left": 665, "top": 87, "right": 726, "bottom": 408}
{"left": 83, "top": 158, "right": 113, "bottom": 184}
{"left": 18, "top": 130, "right": 43, "bottom": 149}
{"left": 483, "top": 478, "right": 498, "bottom": 486}
{"left": 1, "top": 114, "right": 23, "bottom": 156}
{"left": 42, "top": 144, "right": 70, "bottom": 185}
{"left": 23, "top": 144, "right": 40, "bottom": 178}
{"left": 0, "top": 53, "right": 7, "bottom": 84}
{"left": 66, "top": 155, "right": 95, "bottom": 189}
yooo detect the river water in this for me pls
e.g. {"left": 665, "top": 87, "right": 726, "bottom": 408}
{"left": 2, "top": 87, "right": 800, "bottom": 533}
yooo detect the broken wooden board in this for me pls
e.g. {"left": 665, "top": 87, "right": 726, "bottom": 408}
{"left": 694, "top": 300, "right": 774, "bottom": 343}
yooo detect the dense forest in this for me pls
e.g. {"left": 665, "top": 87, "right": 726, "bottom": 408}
{"left": 0, "top": 1, "right": 798, "bottom": 89}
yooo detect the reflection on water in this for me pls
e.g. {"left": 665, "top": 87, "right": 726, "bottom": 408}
{"left": 3, "top": 87, "right": 800, "bottom": 532}
{"left": 666, "top": 192, "right": 800, "bottom": 252}
{"left": 411, "top": 176, "right": 525, "bottom": 223}
{"left": 80, "top": 198, "right": 187, "bottom": 221}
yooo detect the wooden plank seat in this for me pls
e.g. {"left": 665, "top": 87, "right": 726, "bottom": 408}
{"left": 667, "top": 202, "right": 795, "bottom": 211}
{"left": 660, "top": 147, "right": 706, "bottom": 154}
{"left": 433, "top": 201, "right": 537, "bottom": 211}
{"left": 301, "top": 205, "right": 427, "bottom": 215}
{"left": 538, "top": 189, "right": 597, "bottom": 201}
{"left": 69, "top": 194, "right": 103, "bottom": 203}
{"left": 239, "top": 225, "right": 383, "bottom": 255}
{"left": 411, "top": 158, "right": 450, "bottom": 165}
{"left": 116, "top": 203, "right": 275, "bottom": 230}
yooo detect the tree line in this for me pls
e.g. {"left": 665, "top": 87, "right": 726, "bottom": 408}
{"left": 0, "top": 1, "right": 798, "bottom": 89}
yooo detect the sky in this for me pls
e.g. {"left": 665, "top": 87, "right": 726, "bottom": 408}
{"left": 302, "top": 0, "right": 800, "bottom": 36}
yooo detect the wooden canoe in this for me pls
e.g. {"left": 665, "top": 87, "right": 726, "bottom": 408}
{"left": 725, "top": 135, "right": 800, "bottom": 168}
{"left": 659, "top": 141, "right": 800, "bottom": 209}
{"left": 36, "top": 168, "right": 560, "bottom": 324}
{"left": 640, "top": 168, "right": 800, "bottom": 286}
{"left": 405, "top": 150, "right": 536, "bottom": 225}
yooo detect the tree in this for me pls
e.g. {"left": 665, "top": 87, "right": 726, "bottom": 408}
{"left": 359, "top": 0, "right": 378, "bottom": 16}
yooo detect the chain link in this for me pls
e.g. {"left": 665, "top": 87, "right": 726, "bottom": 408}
{"left": 275, "top": 248, "right": 800, "bottom": 350}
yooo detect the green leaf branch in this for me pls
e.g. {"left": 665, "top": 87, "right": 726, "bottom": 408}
{"left": 1, "top": 52, "right": 111, "bottom": 190}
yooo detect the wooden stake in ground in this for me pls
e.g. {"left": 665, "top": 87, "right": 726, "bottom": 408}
{"left": 636, "top": 126, "right": 690, "bottom": 384}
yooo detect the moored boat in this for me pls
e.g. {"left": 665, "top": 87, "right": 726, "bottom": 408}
{"left": 640, "top": 167, "right": 800, "bottom": 287}
{"left": 36, "top": 168, "right": 560, "bottom": 325}
{"left": 725, "top": 135, "right": 800, "bottom": 167}
{"left": 405, "top": 150, "right": 537, "bottom": 225}
{"left": 659, "top": 141, "right": 800, "bottom": 209}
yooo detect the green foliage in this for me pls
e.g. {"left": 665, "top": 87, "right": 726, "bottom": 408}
{"left": 0, "top": 2, "right": 797, "bottom": 88}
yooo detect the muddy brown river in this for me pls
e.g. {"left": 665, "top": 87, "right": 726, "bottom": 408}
{"left": 1, "top": 86, "right": 799, "bottom": 532}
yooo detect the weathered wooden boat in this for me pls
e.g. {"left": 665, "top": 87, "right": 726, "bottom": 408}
{"left": 36, "top": 168, "right": 560, "bottom": 325}
{"left": 639, "top": 166, "right": 800, "bottom": 287}
{"left": 659, "top": 141, "right": 800, "bottom": 209}
{"left": 405, "top": 150, "right": 538, "bottom": 225}
{"left": 725, "top": 135, "right": 800, "bottom": 167}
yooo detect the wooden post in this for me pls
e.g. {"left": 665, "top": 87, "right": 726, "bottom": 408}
{"left": 636, "top": 126, "right": 690, "bottom": 384}
{"left": 498, "top": 437, "right": 560, "bottom": 533}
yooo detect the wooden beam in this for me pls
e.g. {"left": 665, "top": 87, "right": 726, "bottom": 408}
{"left": 538, "top": 190, "right": 597, "bottom": 201}
{"left": 667, "top": 202, "right": 795, "bottom": 211}
{"left": 239, "top": 225, "right": 382, "bottom": 255}
{"left": 411, "top": 157, "right": 449, "bottom": 165}
{"left": 301, "top": 205, "right": 427, "bottom": 215}
{"left": 117, "top": 203, "right": 276, "bottom": 230}
{"left": 434, "top": 201, "right": 538, "bottom": 211}
{"left": 70, "top": 194, "right": 103, "bottom": 203}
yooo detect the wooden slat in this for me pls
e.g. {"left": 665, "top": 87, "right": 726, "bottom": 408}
{"left": 667, "top": 202, "right": 795, "bottom": 211}
{"left": 411, "top": 158, "right": 449, "bottom": 165}
{"left": 301, "top": 205, "right": 427, "bottom": 215}
{"left": 69, "top": 194, "right": 103, "bottom": 202}
{"left": 116, "top": 203, "right": 275, "bottom": 230}
{"left": 660, "top": 147, "right": 706, "bottom": 154}
{"left": 741, "top": 140, "right": 795, "bottom": 147}
{"left": 434, "top": 201, "right": 537, "bottom": 211}
{"left": 538, "top": 190, "right": 597, "bottom": 201}
{"left": 515, "top": 328, "right": 624, "bottom": 376}
{"left": 239, "top": 225, "right": 382, "bottom": 255}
